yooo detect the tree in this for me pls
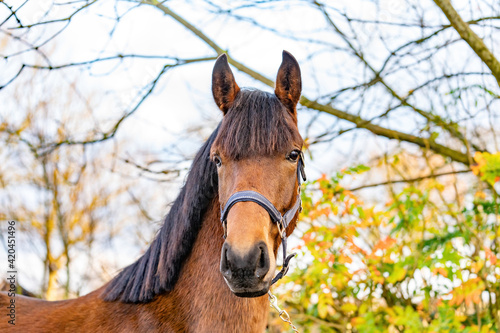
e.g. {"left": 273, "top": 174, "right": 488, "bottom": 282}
{"left": 1, "top": 0, "right": 499, "bottom": 330}
{"left": 270, "top": 151, "right": 499, "bottom": 332}
{"left": 1, "top": 0, "right": 498, "bottom": 166}
{"left": 0, "top": 66, "right": 178, "bottom": 299}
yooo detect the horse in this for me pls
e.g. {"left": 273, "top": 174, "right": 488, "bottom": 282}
{"left": 1, "top": 51, "right": 305, "bottom": 332}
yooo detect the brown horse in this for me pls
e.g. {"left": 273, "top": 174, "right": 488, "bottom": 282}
{"left": 1, "top": 51, "right": 304, "bottom": 332}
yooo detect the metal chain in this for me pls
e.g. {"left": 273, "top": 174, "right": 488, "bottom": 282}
{"left": 268, "top": 291, "right": 300, "bottom": 333}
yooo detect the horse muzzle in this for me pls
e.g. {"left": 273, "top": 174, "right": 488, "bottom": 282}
{"left": 220, "top": 241, "right": 272, "bottom": 297}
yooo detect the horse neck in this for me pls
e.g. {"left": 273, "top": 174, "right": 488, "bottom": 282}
{"left": 12, "top": 200, "right": 270, "bottom": 332}
{"left": 149, "top": 197, "right": 269, "bottom": 332}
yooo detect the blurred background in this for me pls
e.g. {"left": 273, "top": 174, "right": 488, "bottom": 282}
{"left": 0, "top": 0, "right": 499, "bottom": 331}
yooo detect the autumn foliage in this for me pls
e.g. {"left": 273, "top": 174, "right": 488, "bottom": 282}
{"left": 272, "top": 154, "right": 500, "bottom": 333}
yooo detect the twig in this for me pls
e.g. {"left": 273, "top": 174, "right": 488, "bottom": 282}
{"left": 348, "top": 169, "right": 471, "bottom": 192}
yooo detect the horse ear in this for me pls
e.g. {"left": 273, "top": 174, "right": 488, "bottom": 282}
{"left": 275, "top": 51, "right": 302, "bottom": 114}
{"left": 212, "top": 54, "right": 240, "bottom": 114}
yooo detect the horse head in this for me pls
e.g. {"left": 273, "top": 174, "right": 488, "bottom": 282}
{"left": 211, "top": 51, "right": 304, "bottom": 297}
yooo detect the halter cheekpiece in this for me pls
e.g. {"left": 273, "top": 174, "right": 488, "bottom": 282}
{"left": 220, "top": 152, "right": 306, "bottom": 285}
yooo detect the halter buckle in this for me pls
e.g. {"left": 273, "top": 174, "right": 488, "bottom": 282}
{"left": 277, "top": 217, "right": 286, "bottom": 238}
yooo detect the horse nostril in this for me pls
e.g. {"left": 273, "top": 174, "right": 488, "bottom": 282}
{"left": 259, "top": 248, "right": 266, "bottom": 269}
{"left": 220, "top": 244, "right": 232, "bottom": 279}
{"left": 255, "top": 245, "right": 269, "bottom": 279}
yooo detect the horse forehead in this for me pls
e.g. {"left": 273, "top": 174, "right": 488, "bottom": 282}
{"left": 230, "top": 157, "right": 286, "bottom": 173}
{"left": 222, "top": 158, "right": 293, "bottom": 190}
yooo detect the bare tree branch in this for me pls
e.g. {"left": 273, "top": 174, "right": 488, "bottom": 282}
{"left": 146, "top": 0, "right": 473, "bottom": 166}
{"left": 299, "top": 97, "right": 470, "bottom": 165}
{"left": 348, "top": 169, "right": 471, "bottom": 192}
{"left": 433, "top": 0, "right": 500, "bottom": 87}
{"left": 315, "top": 1, "right": 481, "bottom": 154}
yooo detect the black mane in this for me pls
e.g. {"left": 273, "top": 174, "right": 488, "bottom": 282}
{"left": 102, "top": 89, "right": 301, "bottom": 303}
{"left": 214, "top": 89, "right": 302, "bottom": 159}
{"left": 102, "top": 125, "right": 219, "bottom": 303}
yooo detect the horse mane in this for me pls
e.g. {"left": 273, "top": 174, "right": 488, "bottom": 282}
{"left": 102, "top": 125, "right": 220, "bottom": 303}
{"left": 213, "top": 89, "right": 302, "bottom": 159}
{"left": 102, "top": 89, "right": 301, "bottom": 303}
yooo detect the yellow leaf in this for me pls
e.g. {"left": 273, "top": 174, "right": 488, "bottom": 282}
{"left": 317, "top": 301, "right": 329, "bottom": 319}
{"left": 341, "top": 302, "right": 357, "bottom": 313}
{"left": 387, "top": 266, "right": 406, "bottom": 284}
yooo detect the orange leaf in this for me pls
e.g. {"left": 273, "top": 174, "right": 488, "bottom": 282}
{"left": 432, "top": 267, "right": 448, "bottom": 278}
{"left": 485, "top": 247, "right": 497, "bottom": 265}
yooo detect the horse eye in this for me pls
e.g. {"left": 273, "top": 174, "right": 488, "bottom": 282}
{"left": 287, "top": 150, "right": 300, "bottom": 162}
{"left": 213, "top": 155, "right": 222, "bottom": 167}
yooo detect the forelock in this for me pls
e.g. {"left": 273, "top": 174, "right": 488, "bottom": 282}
{"left": 213, "top": 89, "right": 302, "bottom": 160}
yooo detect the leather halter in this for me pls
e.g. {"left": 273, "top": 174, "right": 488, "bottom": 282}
{"left": 220, "top": 153, "right": 306, "bottom": 285}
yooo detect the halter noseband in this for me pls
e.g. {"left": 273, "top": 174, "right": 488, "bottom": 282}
{"left": 220, "top": 153, "right": 306, "bottom": 285}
